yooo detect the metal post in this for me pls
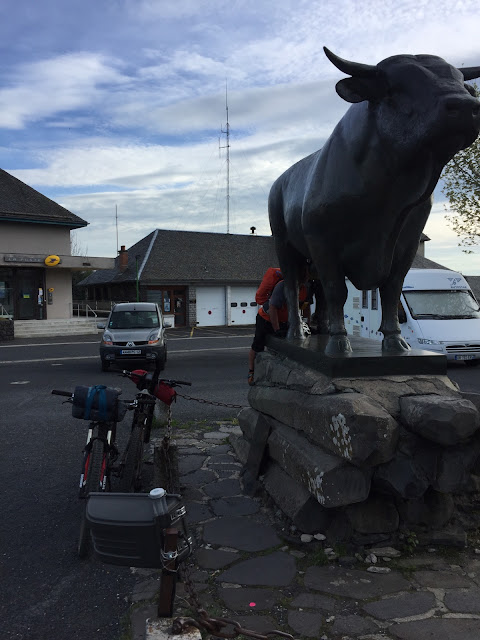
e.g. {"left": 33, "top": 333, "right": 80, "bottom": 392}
{"left": 136, "top": 255, "right": 140, "bottom": 302}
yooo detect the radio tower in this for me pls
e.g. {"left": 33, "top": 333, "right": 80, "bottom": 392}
{"left": 220, "top": 82, "right": 230, "bottom": 233}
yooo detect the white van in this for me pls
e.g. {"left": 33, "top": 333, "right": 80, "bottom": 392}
{"left": 344, "top": 269, "right": 480, "bottom": 366}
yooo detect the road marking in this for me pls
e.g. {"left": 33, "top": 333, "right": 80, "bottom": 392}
{"left": 0, "top": 334, "right": 254, "bottom": 348}
{"left": 10, "top": 380, "right": 30, "bottom": 384}
{"left": 0, "top": 345, "right": 248, "bottom": 364}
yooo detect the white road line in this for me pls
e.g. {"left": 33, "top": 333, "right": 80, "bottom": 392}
{"left": 0, "top": 335, "right": 254, "bottom": 348}
{"left": 0, "top": 345, "right": 248, "bottom": 364}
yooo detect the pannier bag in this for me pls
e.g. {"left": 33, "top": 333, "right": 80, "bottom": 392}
{"left": 255, "top": 267, "right": 282, "bottom": 305}
{"left": 72, "top": 385, "right": 127, "bottom": 422}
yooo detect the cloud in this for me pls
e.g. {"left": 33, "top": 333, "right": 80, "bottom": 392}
{"left": 0, "top": 52, "right": 126, "bottom": 129}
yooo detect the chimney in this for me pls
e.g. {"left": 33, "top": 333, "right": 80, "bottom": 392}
{"left": 118, "top": 245, "right": 128, "bottom": 272}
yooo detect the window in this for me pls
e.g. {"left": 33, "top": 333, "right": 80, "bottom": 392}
{"left": 403, "top": 290, "right": 480, "bottom": 320}
{"left": 371, "top": 289, "right": 378, "bottom": 310}
{"left": 362, "top": 291, "right": 368, "bottom": 308}
{"left": 231, "top": 302, "right": 238, "bottom": 307}
{"left": 240, "top": 302, "right": 248, "bottom": 307}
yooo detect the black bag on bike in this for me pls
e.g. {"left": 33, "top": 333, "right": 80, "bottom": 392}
{"left": 72, "top": 385, "right": 127, "bottom": 422}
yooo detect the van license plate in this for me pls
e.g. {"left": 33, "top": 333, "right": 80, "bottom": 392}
{"left": 121, "top": 349, "right": 141, "bottom": 355}
{"left": 455, "top": 355, "right": 475, "bottom": 360}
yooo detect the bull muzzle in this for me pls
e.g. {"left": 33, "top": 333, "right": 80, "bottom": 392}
{"left": 443, "top": 95, "right": 480, "bottom": 127}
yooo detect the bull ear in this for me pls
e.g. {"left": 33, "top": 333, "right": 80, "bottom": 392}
{"left": 336, "top": 76, "right": 388, "bottom": 103}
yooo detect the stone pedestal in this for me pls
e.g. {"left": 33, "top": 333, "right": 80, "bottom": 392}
{"left": 236, "top": 339, "right": 480, "bottom": 545}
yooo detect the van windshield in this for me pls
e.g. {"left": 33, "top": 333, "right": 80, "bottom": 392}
{"left": 403, "top": 290, "right": 480, "bottom": 320}
{"left": 108, "top": 310, "right": 159, "bottom": 329}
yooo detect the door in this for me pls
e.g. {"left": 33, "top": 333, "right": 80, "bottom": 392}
{"left": 16, "top": 269, "right": 45, "bottom": 320}
{"left": 229, "top": 286, "right": 258, "bottom": 325}
{"left": 146, "top": 287, "right": 187, "bottom": 327}
{"left": 196, "top": 287, "right": 226, "bottom": 326}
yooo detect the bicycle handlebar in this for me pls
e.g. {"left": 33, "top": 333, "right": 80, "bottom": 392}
{"left": 52, "top": 389, "right": 73, "bottom": 397}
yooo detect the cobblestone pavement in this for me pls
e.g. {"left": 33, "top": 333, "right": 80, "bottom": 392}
{"left": 129, "top": 420, "right": 480, "bottom": 640}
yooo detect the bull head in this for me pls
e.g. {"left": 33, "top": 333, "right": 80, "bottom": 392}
{"left": 323, "top": 47, "right": 480, "bottom": 104}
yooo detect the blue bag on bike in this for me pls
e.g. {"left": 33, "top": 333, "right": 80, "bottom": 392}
{"left": 72, "top": 385, "right": 127, "bottom": 422}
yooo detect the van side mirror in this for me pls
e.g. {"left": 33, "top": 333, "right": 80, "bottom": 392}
{"left": 97, "top": 322, "right": 106, "bottom": 329}
{"left": 398, "top": 305, "right": 407, "bottom": 324}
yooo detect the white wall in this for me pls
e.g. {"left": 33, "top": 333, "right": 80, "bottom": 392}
{"left": 0, "top": 222, "right": 71, "bottom": 254}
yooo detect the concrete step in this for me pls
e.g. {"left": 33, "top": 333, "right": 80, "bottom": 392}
{"left": 14, "top": 319, "right": 101, "bottom": 338}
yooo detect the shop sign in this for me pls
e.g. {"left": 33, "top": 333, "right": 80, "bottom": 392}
{"left": 4, "top": 254, "right": 44, "bottom": 263}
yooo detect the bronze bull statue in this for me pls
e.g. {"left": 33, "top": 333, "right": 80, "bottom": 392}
{"left": 269, "top": 47, "right": 480, "bottom": 355}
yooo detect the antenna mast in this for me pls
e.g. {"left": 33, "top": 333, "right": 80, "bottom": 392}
{"left": 115, "top": 204, "right": 119, "bottom": 254}
{"left": 220, "top": 82, "right": 230, "bottom": 233}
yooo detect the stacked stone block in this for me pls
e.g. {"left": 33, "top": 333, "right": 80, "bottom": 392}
{"left": 0, "top": 318, "right": 14, "bottom": 341}
{"left": 235, "top": 351, "right": 480, "bottom": 545}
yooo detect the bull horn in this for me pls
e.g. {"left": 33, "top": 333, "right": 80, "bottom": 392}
{"left": 459, "top": 66, "right": 480, "bottom": 81}
{"left": 323, "top": 46, "right": 377, "bottom": 77}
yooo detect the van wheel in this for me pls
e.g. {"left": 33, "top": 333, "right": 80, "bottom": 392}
{"left": 101, "top": 359, "right": 110, "bottom": 371}
{"left": 464, "top": 360, "right": 480, "bottom": 367}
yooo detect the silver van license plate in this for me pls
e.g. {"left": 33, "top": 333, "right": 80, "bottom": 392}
{"left": 455, "top": 355, "right": 474, "bottom": 360}
{"left": 121, "top": 349, "right": 141, "bottom": 355}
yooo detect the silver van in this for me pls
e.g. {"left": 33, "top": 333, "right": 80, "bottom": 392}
{"left": 98, "top": 302, "right": 167, "bottom": 371}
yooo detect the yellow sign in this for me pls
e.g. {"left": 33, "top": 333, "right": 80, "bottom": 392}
{"left": 45, "top": 255, "right": 61, "bottom": 267}
{"left": 48, "top": 287, "right": 54, "bottom": 292}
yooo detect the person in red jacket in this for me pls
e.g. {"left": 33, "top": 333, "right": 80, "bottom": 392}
{"left": 248, "top": 268, "right": 311, "bottom": 386}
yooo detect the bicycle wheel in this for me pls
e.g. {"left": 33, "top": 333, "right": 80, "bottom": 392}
{"left": 119, "top": 419, "right": 145, "bottom": 492}
{"left": 78, "top": 438, "right": 105, "bottom": 558}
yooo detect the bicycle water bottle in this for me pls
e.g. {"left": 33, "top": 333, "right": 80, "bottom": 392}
{"left": 149, "top": 487, "right": 168, "bottom": 516}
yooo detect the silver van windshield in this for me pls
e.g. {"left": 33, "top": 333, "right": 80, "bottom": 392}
{"left": 108, "top": 310, "right": 159, "bottom": 329}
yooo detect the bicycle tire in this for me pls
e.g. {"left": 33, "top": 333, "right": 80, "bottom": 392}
{"left": 119, "top": 418, "right": 145, "bottom": 492}
{"left": 78, "top": 437, "right": 105, "bottom": 558}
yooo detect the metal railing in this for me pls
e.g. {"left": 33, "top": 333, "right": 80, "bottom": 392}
{"left": 0, "top": 304, "right": 13, "bottom": 319}
{"left": 71, "top": 302, "right": 98, "bottom": 318}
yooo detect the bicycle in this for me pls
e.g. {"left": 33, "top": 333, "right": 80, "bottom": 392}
{"left": 119, "top": 369, "right": 191, "bottom": 493}
{"left": 52, "top": 384, "right": 130, "bottom": 557}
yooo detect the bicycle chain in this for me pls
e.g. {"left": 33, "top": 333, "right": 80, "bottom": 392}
{"left": 175, "top": 391, "right": 246, "bottom": 409}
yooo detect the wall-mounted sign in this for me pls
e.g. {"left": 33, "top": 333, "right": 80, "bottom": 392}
{"left": 4, "top": 255, "right": 44, "bottom": 263}
{"left": 45, "top": 255, "right": 61, "bottom": 267}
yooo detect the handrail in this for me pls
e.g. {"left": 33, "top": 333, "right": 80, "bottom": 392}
{"left": 0, "top": 304, "right": 13, "bottom": 319}
{"left": 85, "top": 304, "right": 98, "bottom": 318}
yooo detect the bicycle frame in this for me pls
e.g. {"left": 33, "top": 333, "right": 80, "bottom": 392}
{"left": 79, "top": 421, "right": 119, "bottom": 496}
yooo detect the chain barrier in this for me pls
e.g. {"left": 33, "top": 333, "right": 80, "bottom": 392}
{"left": 175, "top": 391, "right": 246, "bottom": 410}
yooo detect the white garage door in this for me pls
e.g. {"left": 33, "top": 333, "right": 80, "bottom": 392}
{"left": 229, "top": 286, "right": 258, "bottom": 326}
{"left": 196, "top": 287, "right": 226, "bottom": 326}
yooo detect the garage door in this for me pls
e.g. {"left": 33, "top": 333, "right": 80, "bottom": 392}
{"left": 196, "top": 287, "right": 226, "bottom": 326}
{"left": 229, "top": 286, "right": 258, "bottom": 325}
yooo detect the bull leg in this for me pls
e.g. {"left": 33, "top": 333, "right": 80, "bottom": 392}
{"left": 274, "top": 239, "right": 306, "bottom": 340}
{"left": 312, "top": 279, "right": 329, "bottom": 334}
{"left": 380, "top": 198, "right": 432, "bottom": 353}
{"left": 309, "top": 245, "right": 351, "bottom": 355}
{"left": 379, "top": 281, "right": 410, "bottom": 352}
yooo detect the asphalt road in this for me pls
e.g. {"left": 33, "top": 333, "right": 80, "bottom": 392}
{"left": 0, "top": 327, "right": 478, "bottom": 640}
{"left": 0, "top": 327, "right": 253, "bottom": 640}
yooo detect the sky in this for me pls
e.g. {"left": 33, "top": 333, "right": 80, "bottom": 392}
{"left": 1, "top": 0, "right": 480, "bottom": 274}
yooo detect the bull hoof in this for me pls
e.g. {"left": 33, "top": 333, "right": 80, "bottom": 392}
{"left": 382, "top": 335, "right": 411, "bottom": 353}
{"left": 325, "top": 335, "right": 353, "bottom": 356}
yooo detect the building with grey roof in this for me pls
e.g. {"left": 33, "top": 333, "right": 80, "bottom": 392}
{"left": 77, "top": 229, "right": 446, "bottom": 328}
{"left": 0, "top": 169, "right": 114, "bottom": 322}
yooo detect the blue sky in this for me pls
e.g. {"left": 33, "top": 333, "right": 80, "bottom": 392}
{"left": 1, "top": 0, "right": 480, "bottom": 274}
